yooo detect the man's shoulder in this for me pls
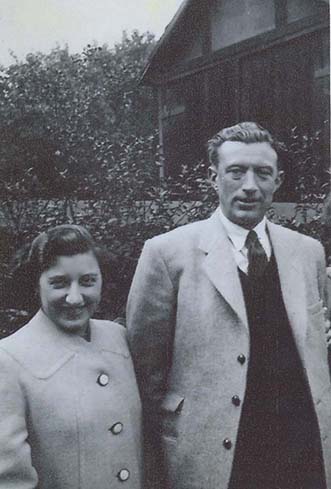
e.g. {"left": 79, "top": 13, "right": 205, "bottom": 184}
{"left": 268, "top": 221, "right": 324, "bottom": 252}
{"left": 147, "top": 217, "right": 210, "bottom": 248}
{"left": 140, "top": 217, "right": 214, "bottom": 263}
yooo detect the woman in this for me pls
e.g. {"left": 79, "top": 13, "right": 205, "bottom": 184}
{"left": 0, "top": 225, "right": 142, "bottom": 488}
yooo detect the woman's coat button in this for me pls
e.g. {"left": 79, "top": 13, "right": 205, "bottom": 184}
{"left": 231, "top": 395, "right": 241, "bottom": 407}
{"left": 223, "top": 438, "right": 232, "bottom": 450}
{"left": 117, "top": 469, "right": 130, "bottom": 481}
{"left": 97, "top": 373, "right": 109, "bottom": 386}
{"left": 110, "top": 422, "right": 123, "bottom": 435}
{"left": 237, "top": 354, "right": 246, "bottom": 365}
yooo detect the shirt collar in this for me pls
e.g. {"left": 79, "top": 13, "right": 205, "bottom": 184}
{"left": 218, "top": 207, "right": 268, "bottom": 252}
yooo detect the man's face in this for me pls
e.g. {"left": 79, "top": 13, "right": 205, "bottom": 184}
{"left": 210, "top": 141, "right": 283, "bottom": 229}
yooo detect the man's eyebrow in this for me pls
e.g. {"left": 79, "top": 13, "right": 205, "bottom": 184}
{"left": 228, "top": 163, "right": 275, "bottom": 168}
{"left": 256, "top": 165, "right": 274, "bottom": 170}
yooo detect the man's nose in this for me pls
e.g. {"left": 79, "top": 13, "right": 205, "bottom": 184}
{"left": 66, "top": 284, "right": 83, "bottom": 305}
{"left": 241, "top": 170, "right": 258, "bottom": 193}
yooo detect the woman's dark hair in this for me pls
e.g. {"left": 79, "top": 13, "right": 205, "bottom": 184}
{"left": 28, "top": 225, "right": 99, "bottom": 279}
{"left": 11, "top": 225, "right": 114, "bottom": 313}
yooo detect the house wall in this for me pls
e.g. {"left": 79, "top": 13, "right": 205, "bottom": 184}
{"left": 161, "top": 72, "right": 206, "bottom": 176}
{"left": 178, "top": 34, "right": 203, "bottom": 62}
{"left": 210, "top": 0, "right": 275, "bottom": 51}
{"left": 153, "top": 0, "right": 329, "bottom": 200}
{"left": 287, "top": 0, "right": 323, "bottom": 23}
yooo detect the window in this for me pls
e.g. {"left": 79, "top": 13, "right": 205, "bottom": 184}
{"left": 287, "top": 0, "right": 326, "bottom": 23}
{"left": 162, "top": 75, "right": 205, "bottom": 177}
{"left": 162, "top": 85, "right": 186, "bottom": 119}
{"left": 211, "top": 0, "right": 275, "bottom": 51}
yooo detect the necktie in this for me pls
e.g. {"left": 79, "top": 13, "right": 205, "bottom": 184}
{"left": 245, "top": 230, "right": 268, "bottom": 280}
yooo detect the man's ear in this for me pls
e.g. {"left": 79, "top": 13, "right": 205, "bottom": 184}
{"left": 275, "top": 170, "right": 284, "bottom": 191}
{"left": 208, "top": 165, "right": 218, "bottom": 189}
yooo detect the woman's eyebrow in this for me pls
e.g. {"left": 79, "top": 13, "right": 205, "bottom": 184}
{"left": 48, "top": 274, "right": 66, "bottom": 281}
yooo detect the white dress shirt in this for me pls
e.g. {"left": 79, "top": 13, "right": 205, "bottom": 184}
{"left": 218, "top": 208, "right": 271, "bottom": 274}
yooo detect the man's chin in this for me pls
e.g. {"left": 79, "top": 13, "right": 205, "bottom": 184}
{"left": 231, "top": 211, "right": 262, "bottom": 229}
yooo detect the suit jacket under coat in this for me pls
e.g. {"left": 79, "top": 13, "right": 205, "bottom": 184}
{"left": 0, "top": 310, "right": 142, "bottom": 489}
{"left": 127, "top": 212, "right": 331, "bottom": 489}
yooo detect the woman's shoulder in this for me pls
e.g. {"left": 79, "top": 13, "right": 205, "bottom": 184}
{"left": 0, "top": 320, "right": 32, "bottom": 354}
{"left": 0, "top": 312, "right": 76, "bottom": 379}
{"left": 92, "top": 318, "right": 126, "bottom": 334}
{"left": 0, "top": 320, "right": 35, "bottom": 375}
{"left": 91, "top": 319, "right": 131, "bottom": 357}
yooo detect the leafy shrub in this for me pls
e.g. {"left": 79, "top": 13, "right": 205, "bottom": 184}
{"left": 269, "top": 127, "right": 330, "bottom": 259}
{"left": 1, "top": 126, "right": 329, "bottom": 339}
{"left": 0, "top": 36, "right": 329, "bottom": 336}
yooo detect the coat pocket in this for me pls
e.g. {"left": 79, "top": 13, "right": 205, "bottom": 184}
{"left": 307, "top": 299, "right": 324, "bottom": 316}
{"left": 161, "top": 392, "right": 185, "bottom": 414}
{"left": 160, "top": 392, "right": 185, "bottom": 440}
{"left": 307, "top": 300, "right": 328, "bottom": 347}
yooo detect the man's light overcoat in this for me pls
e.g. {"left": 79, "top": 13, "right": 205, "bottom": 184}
{"left": 127, "top": 212, "right": 331, "bottom": 489}
{"left": 0, "top": 310, "right": 143, "bottom": 489}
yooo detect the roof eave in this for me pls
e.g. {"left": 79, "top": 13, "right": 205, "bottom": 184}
{"left": 140, "top": 0, "right": 193, "bottom": 85}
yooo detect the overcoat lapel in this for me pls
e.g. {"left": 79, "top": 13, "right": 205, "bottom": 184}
{"left": 267, "top": 221, "right": 308, "bottom": 359}
{"left": 198, "top": 214, "right": 310, "bottom": 348}
{"left": 199, "top": 213, "right": 248, "bottom": 329}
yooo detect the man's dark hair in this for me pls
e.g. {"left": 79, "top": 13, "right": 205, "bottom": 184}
{"left": 207, "top": 121, "right": 280, "bottom": 168}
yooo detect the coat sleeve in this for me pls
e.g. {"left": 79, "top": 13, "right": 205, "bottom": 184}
{"left": 0, "top": 348, "right": 38, "bottom": 488}
{"left": 315, "top": 240, "right": 329, "bottom": 315}
{"left": 127, "top": 237, "right": 176, "bottom": 411}
{"left": 313, "top": 240, "right": 331, "bottom": 372}
{"left": 126, "top": 238, "right": 177, "bottom": 489}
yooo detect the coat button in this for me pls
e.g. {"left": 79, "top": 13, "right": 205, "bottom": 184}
{"left": 97, "top": 373, "right": 109, "bottom": 386}
{"left": 117, "top": 469, "right": 130, "bottom": 481}
{"left": 223, "top": 438, "right": 232, "bottom": 450}
{"left": 232, "top": 395, "right": 241, "bottom": 407}
{"left": 237, "top": 354, "right": 246, "bottom": 365}
{"left": 110, "top": 422, "right": 123, "bottom": 435}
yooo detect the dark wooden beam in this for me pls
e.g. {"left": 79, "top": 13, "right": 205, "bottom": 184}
{"left": 146, "top": 15, "right": 329, "bottom": 86}
{"left": 201, "top": 0, "right": 212, "bottom": 56}
{"left": 275, "top": 0, "right": 287, "bottom": 28}
{"left": 157, "top": 87, "right": 165, "bottom": 179}
{"left": 233, "top": 60, "right": 241, "bottom": 122}
{"left": 201, "top": 70, "right": 210, "bottom": 138}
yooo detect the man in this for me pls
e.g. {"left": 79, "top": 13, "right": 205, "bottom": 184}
{"left": 127, "top": 122, "right": 331, "bottom": 489}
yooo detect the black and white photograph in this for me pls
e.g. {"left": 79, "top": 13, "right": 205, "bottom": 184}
{"left": 0, "top": 1, "right": 330, "bottom": 488}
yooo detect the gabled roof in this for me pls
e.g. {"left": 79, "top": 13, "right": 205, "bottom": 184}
{"left": 141, "top": 0, "right": 330, "bottom": 85}
{"left": 141, "top": 0, "right": 193, "bottom": 83}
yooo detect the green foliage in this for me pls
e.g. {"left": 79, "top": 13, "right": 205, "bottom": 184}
{"left": 284, "top": 126, "right": 329, "bottom": 203}
{"left": 0, "top": 31, "right": 156, "bottom": 197}
{"left": 269, "top": 127, "right": 330, "bottom": 257}
{"left": 1, "top": 124, "right": 329, "bottom": 338}
{"left": 0, "top": 34, "right": 329, "bottom": 337}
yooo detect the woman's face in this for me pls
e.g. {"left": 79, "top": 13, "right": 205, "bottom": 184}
{"left": 39, "top": 251, "right": 102, "bottom": 336}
